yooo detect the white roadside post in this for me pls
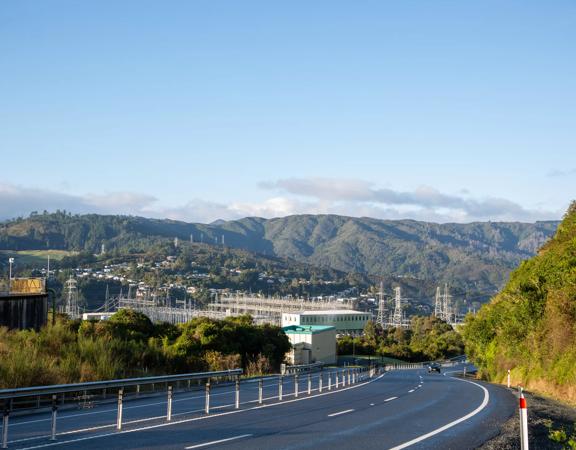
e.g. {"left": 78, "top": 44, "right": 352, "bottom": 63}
{"left": 50, "top": 395, "right": 58, "bottom": 440}
{"left": 235, "top": 376, "right": 240, "bottom": 409}
{"left": 2, "top": 401, "right": 10, "bottom": 449}
{"left": 519, "top": 388, "right": 529, "bottom": 450}
{"left": 166, "top": 385, "right": 173, "bottom": 422}
{"left": 205, "top": 381, "right": 211, "bottom": 414}
{"left": 328, "top": 372, "right": 332, "bottom": 390}
{"left": 258, "top": 379, "right": 263, "bottom": 405}
{"left": 319, "top": 373, "right": 323, "bottom": 393}
{"left": 278, "top": 376, "right": 283, "bottom": 401}
{"left": 294, "top": 374, "right": 299, "bottom": 398}
{"left": 307, "top": 374, "right": 312, "bottom": 395}
{"left": 507, "top": 369, "right": 511, "bottom": 388}
{"left": 116, "top": 388, "right": 124, "bottom": 431}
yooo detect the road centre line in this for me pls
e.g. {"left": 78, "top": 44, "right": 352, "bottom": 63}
{"left": 408, "top": 390, "right": 415, "bottom": 393}
{"left": 328, "top": 409, "right": 354, "bottom": 417}
{"left": 388, "top": 377, "right": 490, "bottom": 450}
{"left": 384, "top": 397, "right": 397, "bottom": 402}
{"left": 17, "top": 373, "right": 386, "bottom": 449}
{"left": 184, "top": 434, "right": 253, "bottom": 449}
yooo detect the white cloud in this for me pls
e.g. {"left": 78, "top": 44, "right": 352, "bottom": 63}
{"left": 0, "top": 179, "right": 561, "bottom": 224}
{"left": 261, "top": 177, "right": 559, "bottom": 222}
{"left": 547, "top": 168, "right": 576, "bottom": 177}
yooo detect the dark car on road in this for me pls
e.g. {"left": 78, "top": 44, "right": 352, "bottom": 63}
{"left": 427, "top": 362, "right": 441, "bottom": 373}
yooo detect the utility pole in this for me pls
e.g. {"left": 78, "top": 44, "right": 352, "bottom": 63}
{"left": 8, "top": 257, "right": 14, "bottom": 293}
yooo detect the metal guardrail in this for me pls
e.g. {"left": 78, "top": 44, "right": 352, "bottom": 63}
{"left": 0, "top": 366, "right": 381, "bottom": 449}
{"left": 0, "top": 369, "right": 242, "bottom": 449}
{"left": 281, "top": 362, "right": 324, "bottom": 375}
{"left": 0, "top": 369, "right": 242, "bottom": 400}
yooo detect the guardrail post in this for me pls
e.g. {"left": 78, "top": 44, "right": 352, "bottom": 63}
{"left": 205, "top": 381, "right": 211, "bottom": 414}
{"left": 278, "top": 376, "right": 283, "bottom": 401}
{"left": 307, "top": 374, "right": 312, "bottom": 395}
{"left": 294, "top": 374, "right": 299, "bottom": 398}
{"left": 2, "top": 401, "right": 10, "bottom": 449}
{"left": 50, "top": 394, "right": 58, "bottom": 440}
{"left": 116, "top": 388, "right": 124, "bottom": 431}
{"left": 166, "top": 385, "right": 173, "bottom": 422}
{"left": 235, "top": 376, "right": 240, "bottom": 409}
{"left": 258, "top": 379, "right": 263, "bottom": 405}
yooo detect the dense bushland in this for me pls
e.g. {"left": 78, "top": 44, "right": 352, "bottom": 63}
{"left": 463, "top": 201, "right": 576, "bottom": 403}
{"left": 338, "top": 316, "right": 464, "bottom": 362}
{"left": 0, "top": 310, "right": 290, "bottom": 388}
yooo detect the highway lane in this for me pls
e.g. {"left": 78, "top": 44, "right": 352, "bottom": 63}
{"left": 4, "top": 368, "right": 357, "bottom": 447}
{"left": 6, "top": 366, "right": 517, "bottom": 450}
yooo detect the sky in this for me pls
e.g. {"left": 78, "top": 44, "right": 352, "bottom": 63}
{"left": 0, "top": 0, "right": 574, "bottom": 224}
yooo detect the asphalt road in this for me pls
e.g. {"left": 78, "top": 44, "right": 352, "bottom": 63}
{"left": 4, "top": 366, "right": 517, "bottom": 450}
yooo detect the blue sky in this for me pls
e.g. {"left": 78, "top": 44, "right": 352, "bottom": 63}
{"left": 0, "top": 1, "right": 574, "bottom": 223}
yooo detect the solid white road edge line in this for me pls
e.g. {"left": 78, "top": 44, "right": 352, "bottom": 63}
{"left": 184, "top": 434, "right": 253, "bottom": 449}
{"left": 327, "top": 409, "right": 354, "bottom": 417}
{"left": 388, "top": 377, "right": 490, "bottom": 450}
{"left": 17, "top": 373, "right": 386, "bottom": 449}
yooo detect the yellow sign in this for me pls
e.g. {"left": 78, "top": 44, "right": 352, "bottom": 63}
{"left": 10, "top": 278, "right": 45, "bottom": 294}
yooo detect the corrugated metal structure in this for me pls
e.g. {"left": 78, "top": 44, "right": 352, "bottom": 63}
{"left": 0, "top": 278, "right": 48, "bottom": 330}
{"left": 0, "top": 293, "right": 48, "bottom": 330}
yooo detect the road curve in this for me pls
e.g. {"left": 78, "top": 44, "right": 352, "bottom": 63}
{"left": 7, "top": 367, "right": 517, "bottom": 450}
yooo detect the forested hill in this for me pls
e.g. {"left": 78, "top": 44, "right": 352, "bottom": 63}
{"left": 0, "top": 212, "right": 558, "bottom": 294}
{"left": 463, "top": 202, "right": 576, "bottom": 403}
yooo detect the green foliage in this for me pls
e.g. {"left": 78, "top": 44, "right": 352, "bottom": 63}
{"left": 544, "top": 420, "right": 576, "bottom": 450}
{"left": 0, "top": 312, "right": 291, "bottom": 388}
{"left": 462, "top": 201, "right": 576, "bottom": 401}
{"left": 337, "top": 317, "right": 464, "bottom": 362}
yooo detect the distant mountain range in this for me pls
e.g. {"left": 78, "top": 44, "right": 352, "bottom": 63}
{"left": 0, "top": 212, "right": 558, "bottom": 296}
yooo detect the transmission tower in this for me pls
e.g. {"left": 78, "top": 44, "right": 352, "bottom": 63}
{"left": 376, "top": 281, "right": 386, "bottom": 327}
{"left": 391, "top": 286, "right": 403, "bottom": 327}
{"left": 64, "top": 276, "right": 80, "bottom": 318}
{"left": 434, "top": 286, "right": 442, "bottom": 318}
{"left": 442, "top": 283, "right": 452, "bottom": 323}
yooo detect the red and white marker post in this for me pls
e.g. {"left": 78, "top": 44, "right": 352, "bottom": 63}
{"left": 519, "top": 388, "right": 529, "bottom": 450}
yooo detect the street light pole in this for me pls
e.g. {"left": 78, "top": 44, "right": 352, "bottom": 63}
{"left": 8, "top": 258, "right": 14, "bottom": 294}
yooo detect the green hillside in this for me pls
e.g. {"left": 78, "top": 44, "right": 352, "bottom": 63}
{"left": 463, "top": 202, "right": 576, "bottom": 403}
{"left": 0, "top": 212, "right": 557, "bottom": 298}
